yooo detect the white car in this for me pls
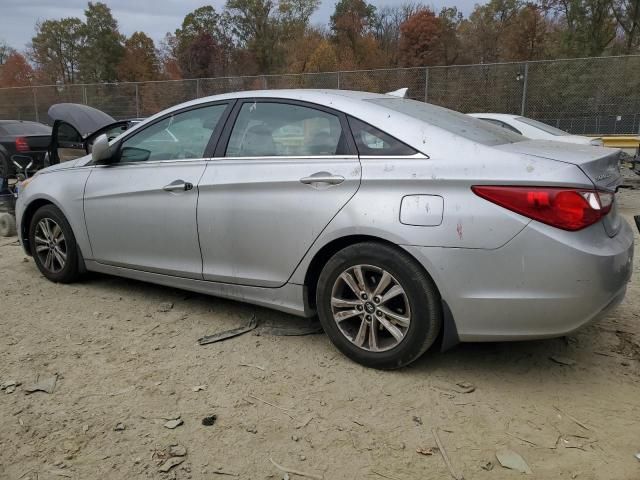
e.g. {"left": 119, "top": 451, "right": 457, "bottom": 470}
{"left": 468, "top": 113, "right": 603, "bottom": 146}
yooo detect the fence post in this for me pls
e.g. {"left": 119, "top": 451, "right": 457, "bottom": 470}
{"left": 424, "top": 67, "right": 429, "bottom": 103}
{"left": 520, "top": 62, "right": 529, "bottom": 116}
{"left": 83, "top": 86, "right": 88, "bottom": 105}
{"left": 135, "top": 84, "right": 140, "bottom": 118}
{"left": 33, "top": 88, "right": 39, "bottom": 122}
{"left": 196, "top": 79, "right": 200, "bottom": 98}
{"left": 337, "top": 71, "right": 341, "bottom": 89}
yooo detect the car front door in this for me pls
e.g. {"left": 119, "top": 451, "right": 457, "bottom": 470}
{"left": 197, "top": 99, "right": 361, "bottom": 287}
{"left": 83, "top": 102, "right": 230, "bottom": 279}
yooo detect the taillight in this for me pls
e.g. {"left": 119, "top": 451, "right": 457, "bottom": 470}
{"left": 472, "top": 185, "right": 613, "bottom": 231}
{"left": 15, "top": 137, "right": 29, "bottom": 152}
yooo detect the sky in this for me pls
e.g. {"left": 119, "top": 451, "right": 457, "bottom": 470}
{"left": 0, "top": 0, "right": 480, "bottom": 52}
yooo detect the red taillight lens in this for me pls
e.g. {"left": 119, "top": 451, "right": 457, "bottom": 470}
{"left": 15, "top": 137, "right": 29, "bottom": 152}
{"left": 472, "top": 185, "right": 613, "bottom": 231}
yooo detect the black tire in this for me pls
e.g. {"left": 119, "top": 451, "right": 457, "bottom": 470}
{"left": 0, "top": 213, "right": 17, "bottom": 237}
{"left": 316, "top": 242, "right": 442, "bottom": 369}
{"left": 0, "top": 153, "right": 11, "bottom": 179}
{"left": 29, "top": 204, "right": 80, "bottom": 283}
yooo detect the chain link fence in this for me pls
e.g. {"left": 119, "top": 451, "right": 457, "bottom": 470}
{"left": 1, "top": 55, "right": 640, "bottom": 135}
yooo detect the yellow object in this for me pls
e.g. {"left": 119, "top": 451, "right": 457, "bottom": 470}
{"left": 595, "top": 136, "right": 640, "bottom": 150}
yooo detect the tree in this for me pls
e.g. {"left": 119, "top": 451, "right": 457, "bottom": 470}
{"left": 374, "top": 2, "right": 423, "bottom": 65}
{"left": 117, "top": 32, "right": 160, "bottom": 81}
{"left": 610, "top": 0, "right": 640, "bottom": 52}
{"left": 79, "top": 2, "right": 125, "bottom": 82}
{"left": 226, "top": 0, "right": 281, "bottom": 73}
{"left": 174, "top": 5, "right": 234, "bottom": 77}
{"left": 438, "top": 7, "right": 464, "bottom": 64}
{"left": 458, "top": 0, "right": 521, "bottom": 63}
{"left": 31, "top": 17, "right": 85, "bottom": 84}
{"left": 0, "top": 52, "right": 34, "bottom": 87}
{"left": 330, "top": 0, "right": 377, "bottom": 51}
{"left": 0, "top": 39, "right": 16, "bottom": 64}
{"left": 547, "top": 0, "right": 618, "bottom": 56}
{"left": 399, "top": 8, "right": 444, "bottom": 66}
{"left": 503, "top": 4, "right": 552, "bottom": 60}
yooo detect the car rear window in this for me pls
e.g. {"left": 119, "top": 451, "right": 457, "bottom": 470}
{"left": 0, "top": 122, "right": 52, "bottom": 136}
{"left": 515, "top": 116, "right": 569, "bottom": 136}
{"left": 367, "top": 98, "right": 524, "bottom": 146}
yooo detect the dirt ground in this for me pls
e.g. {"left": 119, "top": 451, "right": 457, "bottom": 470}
{"left": 1, "top": 187, "right": 639, "bottom": 480}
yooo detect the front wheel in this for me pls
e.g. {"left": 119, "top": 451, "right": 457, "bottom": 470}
{"left": 316, "top": 242, "right": 442, "bottom": 369}
{"left": 28, "top": 204, "right": 80, "bottom": 283}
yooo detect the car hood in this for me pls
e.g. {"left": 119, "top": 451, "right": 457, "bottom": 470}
{"left": 47, "top": 103, "right": 116, "bottom": 138}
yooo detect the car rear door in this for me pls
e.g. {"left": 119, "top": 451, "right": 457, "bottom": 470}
{"left": 197, "top": 99, "right": 361, "bottom": 287}
{"left": 83, "top": 102, "right": 231, "bottom": 279}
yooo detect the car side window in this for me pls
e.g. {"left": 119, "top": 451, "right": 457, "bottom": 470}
{"left": 119, "top": 104, "right": 227, "bottom": 163}
{"left": 348, "top": 117, "right": 417, "bottom": 156}
{"left": 225, "top": 102, "right": 348, "bottom": 157}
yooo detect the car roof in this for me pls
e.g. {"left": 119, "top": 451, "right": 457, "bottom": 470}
{"left": 0, "top": 120, "right": 44, "bottom": 125}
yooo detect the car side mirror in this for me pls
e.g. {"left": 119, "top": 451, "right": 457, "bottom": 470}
{"left": 91, "top": 134, "right": 113, "bottom": 164}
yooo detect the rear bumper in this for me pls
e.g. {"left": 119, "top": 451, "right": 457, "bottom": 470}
{"left": 403, "top": 218, "right": 634, "bottom": 341}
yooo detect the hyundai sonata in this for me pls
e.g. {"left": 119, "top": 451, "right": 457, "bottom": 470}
{"left": 16, "top": 90, "right": 634, "bottom": 369}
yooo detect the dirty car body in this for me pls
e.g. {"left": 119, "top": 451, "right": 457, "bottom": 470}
{"left": 16, "top": 90, "right": 635, "bottom": 368}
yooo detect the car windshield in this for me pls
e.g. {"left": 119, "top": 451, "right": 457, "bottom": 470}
{"left": 0, "top": 122, "right": 52, "bottom": 136}
{"left": 515, "top": 116, "right": 569, "bottom": 136}
{"left": 368, "top": 98, "right": 524, "bottom": 146}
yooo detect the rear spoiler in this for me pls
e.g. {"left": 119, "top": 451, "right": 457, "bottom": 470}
{"left": 385, "top": 88, "right": 408, "bottom": 98}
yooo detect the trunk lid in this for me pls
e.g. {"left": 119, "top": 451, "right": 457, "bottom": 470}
{"left": 495, "top": 140, "right": 623, "bottom": 236}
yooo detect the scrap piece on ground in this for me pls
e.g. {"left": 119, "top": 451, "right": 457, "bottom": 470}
{"left": 550, "top": 355, "right": 577, "bottom": 366}
{"left": 198, "top": 315, "right": 258, "bottom": 345}
{"left": 496, "top": 448, "right": 533, "bottom": 474}
{"left": 257, "top": 317, "right": 323, "bottom": 336}
{"left": 158, "top": 456, "right": 185, "bottom": 472}
{"left": 432, "top": 428, "right": 464, "bottom": 480}
{"left": 164, "top": 418, "right": 183, "bottom": 429}
{"left": 24, "top": 374, "right": 57, "bottom": 394}
{"left": 158, "top": 302, "right": 174, "bottom": 312}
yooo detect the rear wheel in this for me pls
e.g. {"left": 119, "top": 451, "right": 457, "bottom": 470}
{"left": 28, "top": 205, "right": 80, "bottom": 283}
{"left": 316, "top": 242, "right": 442, "bottom": 369}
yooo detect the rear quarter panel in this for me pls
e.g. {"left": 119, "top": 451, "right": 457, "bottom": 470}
{"left": 289, "top": 140, "right": 595, "bottom": 286}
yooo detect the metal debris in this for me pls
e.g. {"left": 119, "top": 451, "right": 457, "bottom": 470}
{"left": 496, "top": 448, "right": 532, "bottom": 474}
{"left": 114, "top": 423, "right": 126, "bottom": 431}
{"left": 198, "top": 315, "right": 258, "bottom": 345}
{"left": 192, "top": 385, "right": 207, "bottom": 392}
{"left": 24, "top": 374, "right": 57, "bottom": 394}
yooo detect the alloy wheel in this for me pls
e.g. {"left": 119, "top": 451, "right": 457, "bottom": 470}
{"left": 330, "top": 264, "right": 411, "bottom": 352}
{"left": 34, "top": 218, "right": 67, "bottom": 273}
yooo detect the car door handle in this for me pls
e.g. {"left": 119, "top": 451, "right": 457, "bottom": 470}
{"left": 300, "top": 173, "right": 345, "bottom": 185}
{"left": 163, "top": 180, "right": 193, "bottom": 192}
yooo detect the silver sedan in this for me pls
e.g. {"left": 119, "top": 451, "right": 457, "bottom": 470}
{"left": 16, "top": 90, "right": 634, "bottom": 369}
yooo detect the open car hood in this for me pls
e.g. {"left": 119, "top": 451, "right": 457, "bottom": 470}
{"left": 47, "top": 103, "right": 116, "bottom": 138}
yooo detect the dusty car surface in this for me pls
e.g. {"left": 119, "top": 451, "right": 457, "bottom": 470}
{"left": 15, "top": 89, "right": 634, "bottom": 369}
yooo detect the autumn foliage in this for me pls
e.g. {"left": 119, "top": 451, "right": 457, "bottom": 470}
{"left": 0, "top": 0, "right": 639, "bottom": 88}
